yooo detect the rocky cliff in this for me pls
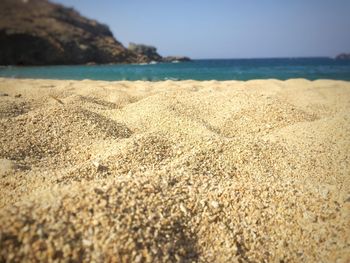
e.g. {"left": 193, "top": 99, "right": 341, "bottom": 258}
{"left": 0, "top": 0, "right": 139, "bottom": 65}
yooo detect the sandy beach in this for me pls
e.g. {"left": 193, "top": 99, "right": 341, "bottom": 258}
{"left": 0, "top": 78, "right": 349, "bottom": 262}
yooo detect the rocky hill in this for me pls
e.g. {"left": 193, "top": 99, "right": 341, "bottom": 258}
{"left": 0, "top": 0, "right": 139, "bottom": 65}
{"left": 0, "top": 0, "right": 191, "bottom": 66}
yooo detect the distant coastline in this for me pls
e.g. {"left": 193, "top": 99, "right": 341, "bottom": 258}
{"left": 335, "top": 53, "right": 350, "bottom": 60}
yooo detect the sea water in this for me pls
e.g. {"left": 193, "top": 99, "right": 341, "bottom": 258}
{"left": 1, "top": 58, "right": 350, "bottom": 81}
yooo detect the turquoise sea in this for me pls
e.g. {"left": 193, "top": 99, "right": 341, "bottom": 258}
{"left": 1, "top": 58, "right": 350, "bottom": 81}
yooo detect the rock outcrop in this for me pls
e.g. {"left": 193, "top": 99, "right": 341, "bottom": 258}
{"left": 128, "top": 43, "right": 191, "bottom": 63}
{"left": 0, "top": 0, "right": 138, "bottom": 65}
{"left": 128, "top": 43, "right": 162, "bottom": 63}
{"left": 162, "top": 56, "right": 191, "bottom": 63}
{"left": 335, "top": 53, "right": 350, "bottom": 60}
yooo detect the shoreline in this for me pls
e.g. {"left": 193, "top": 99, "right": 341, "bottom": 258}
{"left": 0, "top": 78, "right": 349, "bottom": 261}
{"left": 1, "top": 76, "right": 350, "bottom": 83}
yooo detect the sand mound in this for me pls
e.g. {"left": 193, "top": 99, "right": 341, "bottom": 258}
{"left": 0, "top": 97, "right": 32, "bottom": 118}
{"left": 0, "top": 105, "right": 131, "bottom": 166}
{"left": 0, "top": 78, "right": 349, "bottom": 262}
{"left": 0, "top": 178, "right": 197, "bottom": 262}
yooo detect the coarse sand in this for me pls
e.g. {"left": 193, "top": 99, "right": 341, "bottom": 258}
{"left": 0, "top": 78, "right": 349, "bottom": 262}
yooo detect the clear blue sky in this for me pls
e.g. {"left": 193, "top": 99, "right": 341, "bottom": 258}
{"left": 53, "top": 0, "right": 350, "bottom": 59}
